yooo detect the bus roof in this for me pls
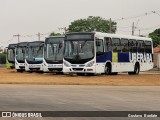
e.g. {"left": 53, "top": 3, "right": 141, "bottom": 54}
{"left": 8, "top": 43, "right": 17, "bottom": 49}
{"left": 46, "top": 35, "right": 65, "bottom": 39}
{"left": 95, "top": 32, "right": 152, "bottom": 41}
{"left": 66, "top": 32, "right": 152, "bottom": 41}
{"left": 17, "top": 42, "right": 28, "bottom": 47}
{"left": 27, "top": 41, "right": 44, "bottom": 47}
{"left": 45, "top": 35, "right": 65, "bottom": 43}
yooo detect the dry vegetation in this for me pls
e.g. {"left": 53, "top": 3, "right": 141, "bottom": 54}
{"left": 0, "top": 68, "right": 160, "bottom": 86}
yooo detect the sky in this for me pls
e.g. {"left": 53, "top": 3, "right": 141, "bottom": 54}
{"left": 0, "top": 0, "right": 160, "bottom": 48}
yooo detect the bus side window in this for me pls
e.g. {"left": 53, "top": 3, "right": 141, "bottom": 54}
{"left": 96, "top": 39, "right": 104, "bottom": 56}
{"left": 112, "top": 38, "right": 121, "bottom": 52}
{"left": 121, "top": 39, "right": 129, "bottom": 52}
{"left": 129, "top": 39, "right": 137, "bottom": 53}
{"left": 137, "top": 40, "right": 144, "bottom": 53}
{"left": 145, "top": 41, "right": 152, "bottom": 53}
{"left": 104, "top": 37, "right": 112, "bottom": 52}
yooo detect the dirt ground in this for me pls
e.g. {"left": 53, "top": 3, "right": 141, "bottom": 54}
{"left": 0, "top": 68, "right": 160, "bottom": 86}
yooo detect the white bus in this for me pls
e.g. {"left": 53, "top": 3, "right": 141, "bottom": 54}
{"left": 25, "top": 41, "right": 44, "bottom": 72}
{"left": 63, "top": 32, "right": 153, "bottom": 75}
{"left": 15, "top": 42, "right": 28, "bottom": 72}
{"left": 43, "top": 36, "right": 65, "bottom": 73}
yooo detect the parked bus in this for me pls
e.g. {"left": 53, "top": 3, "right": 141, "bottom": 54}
{"left": 63, "top": 32, "right": 153, "bottom": 75}
{"left": 15, "top": 42, "right": 28, "bottom": 72}
{"left": 25, "top": 41, "right": 44, "bottom": 72}
{"left": 6, "top": 44, "right": 17, "bottom": 69}
{"left": 43, "top": 36, "right": 65, "bottom": 73}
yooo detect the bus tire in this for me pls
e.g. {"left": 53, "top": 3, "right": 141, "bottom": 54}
{"left": 133, "top": 63, "right": 140, "bottom": 75}
{"left": 17, "top": 69, "right": 23, "bottom": 73}
{"left": 104, "top": 63, "right": 111, "bottom": 75}
{"left": 128, "top": 63, "right": 140, "bottom": 75}
{"left": 111, "top": 72, "right": 118, "bottom": 75}
{"left": 77, "top": 73, "right": 85, "bottom": 76}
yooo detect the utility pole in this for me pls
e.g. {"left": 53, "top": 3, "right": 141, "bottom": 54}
{"left": 139, "top": 29, "right": 141, "bottom": 36}
{"left": 38, "top": 32, "right": 41, "bottom": 41}
{"left": 132, "top": 22, "right": 135, "bottom": 36}
{"left": 13, "top": 34, "right": 20, "bottom": 43}
{"left": 59, "top": 27, "right": 67, "bottom": 34}
{"left": 109, "top": 18, "right": 112, "bottom": 33}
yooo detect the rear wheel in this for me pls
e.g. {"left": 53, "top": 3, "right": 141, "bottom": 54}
{"left": 128, "top": 63, "right": 140, "bottom": 75}
{"left": 133, "top": 64, "right": 140, "bottom": 75}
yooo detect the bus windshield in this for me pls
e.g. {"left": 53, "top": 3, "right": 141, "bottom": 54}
{"left": 7, "top": 48, "right": 15, "bottom": 62}
{"left": 44, "top": 38, "right": 64, "bottom": 61}
{"left": 16, "top": 47, "right": 26, "bottom": 61}
{"left": 28, "top": 46, "right": 43, "bottom": 59}
{"left": 64, "top": 40, "right": 94, "bottom": 61}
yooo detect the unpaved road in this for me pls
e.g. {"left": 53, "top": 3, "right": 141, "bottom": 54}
{"left": 0, "top": 68, "right": 160, "bottom": 85}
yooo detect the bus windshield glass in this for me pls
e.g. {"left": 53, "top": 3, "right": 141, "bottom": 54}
{"left": 7, "top": 48, "right": 15, "bottom": 62}
{"left": 45, "top": 38, "right": 64, "bottom": 61}
{"left": 16, "top": 47, "right": 25, "bottom": 61}
{"left": 64, "top": 40, "right": 94, "bottom": 60}
{"left": 28, "top": 46, "right": 43, "bottom": 59}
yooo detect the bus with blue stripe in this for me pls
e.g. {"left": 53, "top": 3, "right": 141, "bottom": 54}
{"left": 63, "top": 32, "right": 153, "bottom": 75}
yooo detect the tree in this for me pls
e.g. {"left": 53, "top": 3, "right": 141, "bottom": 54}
{"left": 0, "top": 46, "right": 3, "bottom": 53}
{"left": 49, "top": 32, "right": 61, "bottom": 36}
{"left": 0, "top": 53, "right": 6, "bottom": 64}
{"left": 149, "top": 28, "right": 160, "bottom": 47}
{"left": 68, "top": 16, "right": 117, "bottom": 33}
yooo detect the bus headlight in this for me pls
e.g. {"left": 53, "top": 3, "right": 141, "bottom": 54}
{"left": 63, "top": 61, "right": 70, "bottom": 67}
{"left": 86, "top": 61, "right": 95, "bottom": 67}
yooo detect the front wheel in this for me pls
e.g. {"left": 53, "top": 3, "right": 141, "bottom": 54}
{"left": 104, "top": 64, "right": 111, "bottom": 75}
{"left": 17, "top": 69, "right": 23, "bottom": 73}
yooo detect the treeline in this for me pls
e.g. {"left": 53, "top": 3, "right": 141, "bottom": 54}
{"left": 0, "top": 53, "right": 6, "bottom": 64}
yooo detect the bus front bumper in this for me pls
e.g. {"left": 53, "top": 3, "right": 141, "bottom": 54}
{"left": 63, "top": 66, "right": 96, "bottom": 73}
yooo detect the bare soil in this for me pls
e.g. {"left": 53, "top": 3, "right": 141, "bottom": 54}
{"left": 0, "top": 68, "right": 160, "bottom": 85}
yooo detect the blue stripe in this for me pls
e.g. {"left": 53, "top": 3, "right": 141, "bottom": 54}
{"left": 118, "top": 53, "right": 130, "bottom": 62}
{"left": 96, "top": 52, "right": 112, "bottom": 63}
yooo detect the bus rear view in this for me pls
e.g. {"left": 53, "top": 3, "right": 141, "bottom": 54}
{"left": 6, "top": 44, "right": 17, "bottom": 69}
{"left": 43, "top": 36, "right": 64, "bottom": 73}
{"left": 15, "top": 42, "right": 28, "bottom": 72}
{"left": 25, "top": 41, "right": 44, "bottom": 72}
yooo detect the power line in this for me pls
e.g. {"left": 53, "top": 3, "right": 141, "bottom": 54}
{"left": 113, "top": 10, "right": 160, "bottom": 21}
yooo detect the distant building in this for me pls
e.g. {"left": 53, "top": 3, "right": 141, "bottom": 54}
{"left": 154, "top": 45, "right": 160, "bottom": 69}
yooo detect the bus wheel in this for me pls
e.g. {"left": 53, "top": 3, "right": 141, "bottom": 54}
{"left": 128, "top": 64, "right": 140, "bottom": 75}
{"left": 111, "top": 72, "right": 118, "bottom": 75}
{"left": 86, "top": 73, "right": 95, "bottom": 76}
{"left": 17, "top": 69, "right": 23, "bottom": 73}
{"left": 105, "top": 63, "right": 111, "bottom": 75}
{"left": 133, "top": 64, "right": 140, "bottom": 75}
{"left": 77, "top": 73, "right": 85, "bottom": 76}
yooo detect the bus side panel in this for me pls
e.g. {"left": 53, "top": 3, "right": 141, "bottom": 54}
{"left": 96, "top": 52, "right": 112, "bottom": 63}
{"left": 118, "top": 53, "right": 130, "bottom": 62}
{"left": 96, "top": 52, "right": 112, "bottom": 73}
